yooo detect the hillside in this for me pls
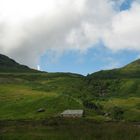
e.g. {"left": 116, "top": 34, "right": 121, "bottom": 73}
{"left": 0, "top": 54, "right": 139, "bottom": 122}
{"left": 85, "top": 59, "right": 140, "bottom": 98}
{"left": 89, "top": 59, "right": 140, "bottom": 79}
{"left": 124, "top": 59, "right": 140, "bottom": 69}
{"left": 0, "top": 54, "right": 38, "bottom": 73}
{"left": 0, "top": 54, "right": 86, "bottom": 120}
{"left": 84, "top": 59, "right": 140, "bottom": 121}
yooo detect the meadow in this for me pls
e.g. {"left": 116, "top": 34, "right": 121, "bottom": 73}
{"left": 0, "top": 120, "right": 140, "bottom": 140}
{"left": 0, "top": 73, "right": 140, "bottom": 121}
{"left": 0, "top": 57, "right": 140, "bottom": 140}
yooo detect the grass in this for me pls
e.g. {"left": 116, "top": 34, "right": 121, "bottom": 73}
{"left": 0, "top": 120, "right": 140, "bottom": 140}
{"left": 91, "top": 97, "right": 140, "bottom": 121}
{"left": 0, "top": 72, "right": 140, "bottom": 121}
{"left": 0, "top": 82, "right": 83, "bottom": 120}
{"left": 0, "top": 55, "right": 140, "bottom": 139}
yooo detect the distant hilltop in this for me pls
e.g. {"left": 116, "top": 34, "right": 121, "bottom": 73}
{"left": 1, "top": 53, "right": 140, "bottom": 77}
{"left": 0, "top": 54, "right": 38, "bottom": 73}
{"left": 89, "top": 59, "right": 140, "bottom": 79}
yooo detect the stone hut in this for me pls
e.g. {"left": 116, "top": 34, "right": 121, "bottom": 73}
{"left": 61, "top": 110, "right": 84, "bottom": 118}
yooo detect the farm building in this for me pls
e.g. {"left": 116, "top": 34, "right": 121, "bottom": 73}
{"left": 61, "top": 110, "right": 84, "bottom": 118}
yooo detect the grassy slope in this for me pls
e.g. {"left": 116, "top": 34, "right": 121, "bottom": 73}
{"left": 0, "top": 73, "right": 85, "bottom": 120}
{"left": 88, "top": 60, "right": 140, "bottom": 97}
{"left": 85, "top": 59, "right": 140, "bottom": 121}
{"left": 0, "top": 72, "right": 139, "bottom": 122}
{"left": 0, "top": 121, "right": 140, "bottom": 140}
{"left": 0, "top": 55, "right": 139, "bottom": 121}
{"left": 0, "top": 56, "right": 140, "bottom": 140}
{"left": 90, "top": 59, "right": 140, "bottom": 79}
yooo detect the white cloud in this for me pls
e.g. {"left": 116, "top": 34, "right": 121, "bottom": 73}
{"left": 37, "top": 65, "right": 41, "bottom": 71}
{"left": 0, "top": 0, "right": 140, "bottom": 68}
{"left": 104, "top": 1, "right": 140, "bottom": 51}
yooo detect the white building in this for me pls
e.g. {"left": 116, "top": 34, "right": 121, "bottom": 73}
{"left": 61, "top": 110, "right": 84, "bottom": 118}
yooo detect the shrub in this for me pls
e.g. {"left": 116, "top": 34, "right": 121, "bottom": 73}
{"left": 111, "top": 106, "right": 124, "bottom": 120}
{"left": 83, "top": 100, "right": 103, "bottom": 115}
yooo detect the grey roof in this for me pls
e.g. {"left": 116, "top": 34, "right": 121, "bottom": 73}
{"left": 61, "top": 110, "right": 84, "bottom": 115}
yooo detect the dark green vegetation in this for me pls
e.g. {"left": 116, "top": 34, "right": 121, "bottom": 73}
{"left": 0, "top": 54, "right": 140, "bottom": 139}
{"left": 0, "top": 54, "right": 38, "bottom": 73}
{"left": 0, "top": 120, "right": 140, "bottom": 140}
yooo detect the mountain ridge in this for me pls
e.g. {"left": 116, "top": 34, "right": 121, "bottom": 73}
{"left": 0, "top": 54, "right": 38, "bottom": 73}
{"left": 0, "top": 53, "right": 139, "bottom": 122}
{"left": 89, "top": 59, "right": 140, "bottom": 79}
{"left": 1, "top": 53, "right": 140, "bottom": 77}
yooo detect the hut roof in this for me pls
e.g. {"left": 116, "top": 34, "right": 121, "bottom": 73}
{"left": 61, "top": 110, "right": 84, "bottom": 115}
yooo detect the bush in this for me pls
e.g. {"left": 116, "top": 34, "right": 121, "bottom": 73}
{"left": 111, "top": 106, "right": 124, "bottom": 120}
{"left": 83, "top": 100, "right": 103, "bottom": 115}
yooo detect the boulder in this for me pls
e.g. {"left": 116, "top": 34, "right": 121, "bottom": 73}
{"left": 37, "top": 108, "right": 45, "bottom": 113}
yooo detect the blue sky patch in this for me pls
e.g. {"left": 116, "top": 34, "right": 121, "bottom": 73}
{"left": 120, "top": 0, "right": 133, "bottom": 11}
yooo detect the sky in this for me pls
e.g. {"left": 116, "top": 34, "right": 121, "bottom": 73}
{"left": 0, "top": 0, "right": 140, "bottom": 75}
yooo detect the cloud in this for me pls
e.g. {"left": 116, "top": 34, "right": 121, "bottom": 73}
{"left": 37, "top": 65, "right": 41, "bottom": 71}
{"left": 104, "top": 1, "right": 140, "bottom": 51}
{"left": 0, "top": 0, "right": 87, "bottom": 66}
{"left": 0, "top": 0, "right": 140, "bottom": 68}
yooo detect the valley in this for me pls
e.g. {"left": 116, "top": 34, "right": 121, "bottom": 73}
{"left": 0, "top": 54, "right": 140, "bottom": 139}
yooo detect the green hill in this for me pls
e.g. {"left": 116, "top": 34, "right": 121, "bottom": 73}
{"left": 124, "top": 59, "right": 140, "bottom": 69}
{"left": 0, "top": 54, "right": 38, "bottom": 73}
{"left": 0, "top": 54, "right": 140, "bottom": 140}
{"left": 86, "top": 59, "right": 140, "bottom": 98}
{"left": 0, "top": 54, "right": 139, "bottom": 122}
{"left": 89, "top": 59, "right": 140, "bottom": 79}
{"left": 0, "top": 54, "right": 85, "bottom": 120}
